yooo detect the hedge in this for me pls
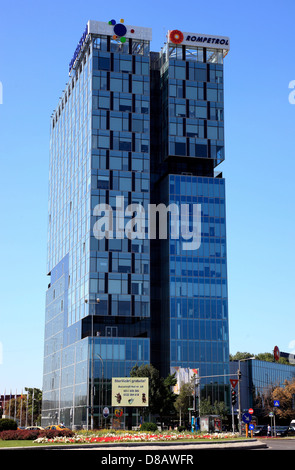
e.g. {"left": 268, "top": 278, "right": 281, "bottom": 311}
{"left": 140, "top": 422, "right": 158, "bottom": 432}
{"left": 0, "top": 419, "right": 17, "bottom": 432}
{"left": 0, "top": 429, "right": 74, "bottom": 441}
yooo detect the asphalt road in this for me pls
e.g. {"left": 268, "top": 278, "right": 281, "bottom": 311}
{"left": 258, "top": 438, "right": 295, "bottom": 450}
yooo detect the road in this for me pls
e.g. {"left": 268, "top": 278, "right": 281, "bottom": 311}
{"left": 258, "top": 438, "right": 295, "bottom": 450}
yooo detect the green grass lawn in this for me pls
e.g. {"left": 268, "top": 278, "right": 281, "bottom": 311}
{"left": 0, "top": 440, "right": 67, "bottom": 448}
{"left": 0, "top": 436, "right": 248, "bottom": 449}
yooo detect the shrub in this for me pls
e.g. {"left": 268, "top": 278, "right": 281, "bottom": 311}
{"left": 0, "top": 431, "right": 17, "bottom": 440}
{"left": 140, "top": 422, "right": 158, "bottom": 432}
{"left": 0, "top": 428, "right": 74, "bottom": 441}
{"left": 16, "top": 430, "right": 40, "bottom": 440}
{"left": 0, "top": 429, "right": 39, "bottom": 440}
{"left": 39, "top": 429, "right": 74, "bottom": 439}
{"left": 0, "top": 419, "right": 17, "bottom": 432}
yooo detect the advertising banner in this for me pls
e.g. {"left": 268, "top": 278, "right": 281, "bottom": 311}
{"left": 112, "top": 378, "right": 149, "bottom": 407}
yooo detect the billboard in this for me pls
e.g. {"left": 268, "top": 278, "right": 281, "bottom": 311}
{"left": 112, "top": 378, "right": 149, "bottom": 407}
{"left": 170, "top": 367, "right": 199, "bottom": 394}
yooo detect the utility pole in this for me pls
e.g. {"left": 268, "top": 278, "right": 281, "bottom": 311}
{"left": 237, "top": 357, "right": 255, "bottom": 435}
{"left": 231, "top": 387, "right": 237, "bottom": 432}
{"left": 238, "top": 368, "right": 242, "bottom": 435}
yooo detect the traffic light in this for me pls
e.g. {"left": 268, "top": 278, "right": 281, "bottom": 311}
{"left": 231, "top": 389, "right": 237, "bottom": 406}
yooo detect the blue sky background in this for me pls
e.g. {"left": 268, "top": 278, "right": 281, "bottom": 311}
{"left": 0, "top": 0, "right": 294, "bottom": 392}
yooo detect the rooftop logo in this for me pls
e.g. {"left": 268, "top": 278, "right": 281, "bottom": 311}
{"left": 169, "top": 30, "right": 184, "bottom": 44}
{"left": 168, "top": 30, "right": 230, "bottom": 50}
{"left": 108, "top": 18, "right": 135, "bottom": 43}
{"left": 93, "top": 196, "right": 201, "bottom": 251}
{"left": 69, "top": 24, "right": 88, "bottom": 74}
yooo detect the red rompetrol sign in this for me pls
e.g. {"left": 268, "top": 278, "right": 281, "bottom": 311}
{"left": 249, "top": 408, "right": 254, "bottom": 414}
{"left": 274, "top": 346, "right": 280, "bottom": 362}
{"left": 230, "top": 379, "right": 238, "bottom": 388}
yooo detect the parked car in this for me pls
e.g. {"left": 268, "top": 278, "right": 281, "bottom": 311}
{"left": 275, "top": 426, "right": 289, "bottom": 437}
{"left": 287, "top": 426, "right": 295, "bottom": 436}
{"left": 25, "top": 426, "right": 44, "bottom": 430}
{"left": 44, "top": 424, "right": 71, "bottom": 431}
{"left": 253, "top": 425, "right": 268, "bottom": 436}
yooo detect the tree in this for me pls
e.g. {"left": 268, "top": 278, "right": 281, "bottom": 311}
{"left": 230, "top": 351, "right": 293, "bottom": 366}
{"left": 272, "top": 379, "right": 295, "bottom": 421}
{"left": 174, "top": 382, "right": 194, "bottom": 426}
{"left": 161, "top": 373, "right": 178, "bottom": 420}
{"left": 25, "top": 388, "right": 42, "bottom": 425}
{"left": 2, "top": 388, "right": 42, "bottom": 426}
{"left": 212, "top": 400, "right": 228, "bottom": 420}
{"left": 130, "top": 364, "right": 177, "bottom": 424}
{"left": 199, "top": 397, "right": 213, "bottom": 415}
{"left": 230, "top": 352, "right": 254, "bottom": 361}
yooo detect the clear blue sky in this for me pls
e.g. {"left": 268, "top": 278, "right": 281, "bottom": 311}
{"left": 0, "top": 0, "right": 294, "bottom": 393}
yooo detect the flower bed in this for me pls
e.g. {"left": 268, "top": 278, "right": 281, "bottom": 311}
{"left": 33, "top": 431, "right": 239, "bottom": 445}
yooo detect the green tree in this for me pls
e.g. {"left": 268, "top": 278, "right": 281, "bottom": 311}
{"left": 255, "top": 352, "right": 274, "bottom": 362}
{"left": 212, "top": 400, "right": 228, "bottom": 420}
{"left": 130, "top": 364, "right": 177, "bottom": 425}
{"left": 3, "top": 388, "right": 42, "bottom": 426}
{"left": 161, "top": 373, "right": 178, "bottom": 420}
{"left": 200, "top": 397, "right": 213, "bottom": 415}
{"left": 174, "top": 382, "right": 194, "bottom": 426}
{"left": 272, "top": 379, "right": 295, "bottom": 421}
{"left": 229, "top": 352, "right": 254, "bottom": 361}
{"left": 230, "top": 351, "right": 293, "bottom": 365}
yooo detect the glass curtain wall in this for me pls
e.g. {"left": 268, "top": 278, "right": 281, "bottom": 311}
{"left": 151, "top": 41, "right": 230, "bottom": 405}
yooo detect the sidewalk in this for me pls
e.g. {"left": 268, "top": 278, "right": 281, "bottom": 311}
{"left": 69, "top": 439, "right": 267, "bottom": 450}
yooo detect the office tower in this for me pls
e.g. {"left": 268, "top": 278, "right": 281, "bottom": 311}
{"left": 150, "top": 31, "right": 230, "bottom": 405}
{"left": 41, "top": 20, "right": 230, "bottom": 428}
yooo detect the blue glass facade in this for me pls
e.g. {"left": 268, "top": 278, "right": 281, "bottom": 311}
{"left": 150, "top": 175, "right": 229, "bottom": 402}
{"left": 169, "top": 175, "right": 229, "bottom": 380}
{"left": 42, "top": 21, "right": 231, "bottom": 427}
{"left": 230, "top": 360, "right": 295, "bottom": 415}
{"left": 150, "top": 35, "right": 230, "bottom": 403}
{"left": 42, "top": 24, "right": 152, "bottom": 428}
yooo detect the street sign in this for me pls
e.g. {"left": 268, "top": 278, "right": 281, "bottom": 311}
{"left": 114, "top": 407, "right": 123, "bottom": 418}
{"left": 274, "top": 400, "right": 280, "bottom": 407}
{"left": 249, "top": 424, "right": 254, "bottom": 430}
{"left": 230, "top": 379, "right": 238, "bottom": 388}
{"left": 242, "top": 412, "right": 252, "bottom": 423}
{"left": 103, "top": 407, "right": 110, "bottom": 418}
{"left": 248, "top": 408, "right": 254, "bottom": 414}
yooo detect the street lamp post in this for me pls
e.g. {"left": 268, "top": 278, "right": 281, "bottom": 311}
{"left": 85, "top": 297, "right": 100, "bottom": 430}
{"left": 96, "top": 354, "right": 104, "bottom": 428}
